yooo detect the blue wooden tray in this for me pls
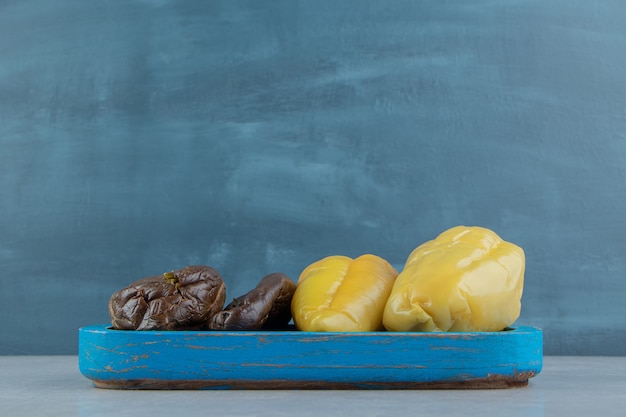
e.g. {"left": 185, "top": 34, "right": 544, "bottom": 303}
{"left": 78, "top": 325, "right": 542, "bottom": 390}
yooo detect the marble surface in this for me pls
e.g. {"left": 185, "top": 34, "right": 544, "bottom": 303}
{"left": 2, "top": 356, "right": 625, "bottom": 416}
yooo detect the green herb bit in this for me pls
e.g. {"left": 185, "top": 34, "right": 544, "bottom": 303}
{"left": 163, "top": 271, "right": 178, "bottom": 285}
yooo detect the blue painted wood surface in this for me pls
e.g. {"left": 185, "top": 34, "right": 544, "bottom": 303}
{"left": 78, "top": 325, "right": 542, "bottom": 389}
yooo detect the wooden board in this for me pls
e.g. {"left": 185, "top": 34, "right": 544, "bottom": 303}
{"left": 78, "top": 325, "right": 542, "bottom": 390}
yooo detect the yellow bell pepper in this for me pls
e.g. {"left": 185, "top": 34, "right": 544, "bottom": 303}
{"left": 382, "top": 226, "right": 525, "bottom": 332}
{"left": 291, "top": 254, "right": 398, "bottom": 332}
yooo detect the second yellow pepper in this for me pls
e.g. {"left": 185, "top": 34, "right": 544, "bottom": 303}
{"left": 291, "top": 254, "right": 398, "bottom": 332}
{"left": 382, "top": 225, "right": 525, "bottom": 332}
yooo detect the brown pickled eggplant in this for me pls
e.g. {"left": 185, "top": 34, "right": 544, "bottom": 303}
{"left": 209, "top": 272, "right": 296, "bottom": 330}
{"left": 109, "top": 265, "right": 226, "bottom": 330}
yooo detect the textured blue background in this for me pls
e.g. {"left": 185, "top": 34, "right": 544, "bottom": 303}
{"left": 1, "top": 0, "right": 625, "bottom": 355}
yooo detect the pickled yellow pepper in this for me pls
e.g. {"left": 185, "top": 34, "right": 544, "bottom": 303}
{"left": 292, "top": 254, "right": 398, "bottom": 332}
{"left": 383, "top": 226, "right": 525, "bottom": 332}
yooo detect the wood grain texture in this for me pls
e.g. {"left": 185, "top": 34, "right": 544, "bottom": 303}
{"left": 78, "top": 325, "right": 543, "bottom": 390}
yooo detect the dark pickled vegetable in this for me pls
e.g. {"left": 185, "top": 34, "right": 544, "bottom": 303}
{"left": 109, "top": 265, "right": 226, "bottom": 330}
{"left": 209, "top": 272, "right": 296, "bottom": 330}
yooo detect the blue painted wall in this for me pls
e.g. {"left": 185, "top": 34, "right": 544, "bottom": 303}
{"left": 1, "top": 0, "right": 625, "bottom": 355}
